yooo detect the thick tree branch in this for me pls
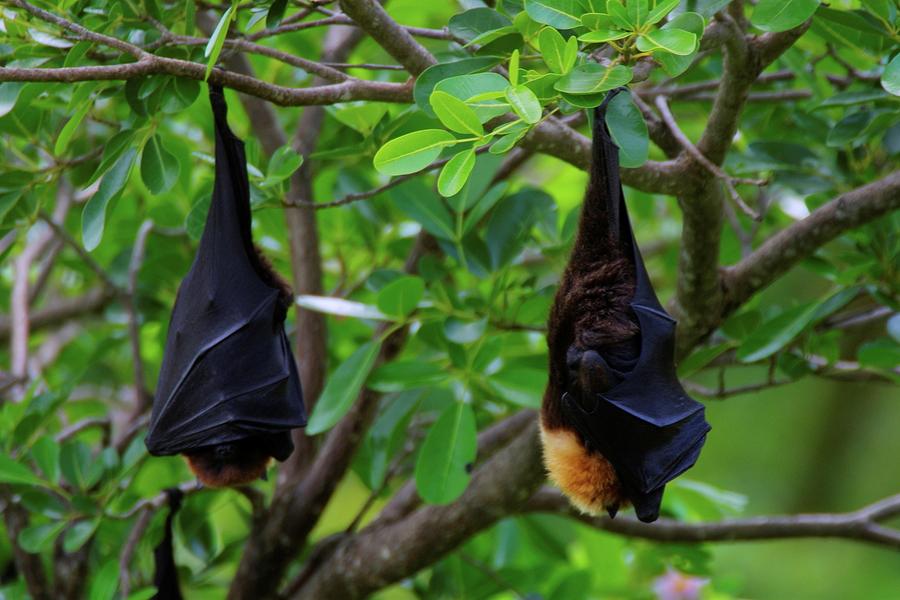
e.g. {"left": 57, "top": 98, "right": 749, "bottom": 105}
{"left": 527, "top": 488, "right": 900, "bottom": 550}
{"left": 293, "top": 421, "right": 544, "bottom": 599}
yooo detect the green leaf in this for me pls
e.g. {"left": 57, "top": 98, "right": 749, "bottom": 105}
{"left": 306, "top": 341, "right": 382, "bottom": 434}
{"left": 266, "top": 0, "right": 288, "bottom": 28}
{"left": 505, "top": 84, "right": 542, "bottom": 124}
{"left": 0, "top": 83, "right": 25, "bottom": 118}
{"left": 555, "top": 64, "right": 633, "bottom": 95}
{"left": 18, "top": 522, "right": 66, "bottom": 554}
{"left": 438, "top": 148, "right": 477, "bottom": 197}
{"left": 414, "top": 402, "right": 477, "bottom": 504}
{"left": 450, "top": 7, "right": 512, "bottom": 41}
{"left": 204, "top": 2, "right": 237, "bottom": 80}
{"left": 578, "top": 28, "right": 631, "bottom": 43}
{"left": 647, "top": 0, "right": 680, "bottom": 25}
{"left": 374, "top": 129, "right": 457, "bottom": 176}
{"left": 626, "top": 0, "right": 650, "bottom": 28}
{"left": 82, "top": 148, "right": 137, "bottom": 251}
{"left": 605, "top": 91, "right": 648, "bottom": 167}
{"left": 376, "top": 275, "right": 425, "bottom": 318}
{"left": 882, "top": 54, "right": 900, "bottom": 97}
{"left": 140, "top": 135, "right": 180, "bottom": 195}
{"left": 539, "top": 27, "right": 568, "bottom": 73}
{"left": 88, "top": 559, "right": 119, "bottom": 600}
{"left": 391, "top": 180, "right": 457, "bottom": 240}
{"left": 434, "top": 73, "right": 510, "bottom": 122}
{"left": 30, "top": 437, "right": 60, "bottom": 484}
{"left": 737, "top": 303, "right": 819, "bottom": 363}
{"left": 54, "top": 102, "right": 91, "bottom": 156}
{"left": 295, "top": 295, "right": 390, "bottom": 320}
{"left": 509, "top": 49, "right": 520, "bottom": 87}
{"left": 751, "top": 0, "right": 819, "bottom": 33}
{"left": 414, "top": 57, "right": 504, "bottom": 116}
{"left": 60, "top": 441, "right": 102, "bottom": 490}
{"left": 858, "top": 339, "right": 900, "bottom": 370}
{"left": 637, "top": 28, "right": 697, "bottom": 55}
{"left": 826, "top": 111, "right": 875, "bottom": 147}
{"left": 369, "top": 362, "right": 447, "bottom": 392}
{"left": 524, "top": 0, "right": 584, "bottom": 28}
{"left": 655, "top": 12, "right": 706, "bottom": 77}
{"left": 430, "top": 91, "right": 484, "bottom": 136}
{"left": 266, "top": 145, "right": 304, "bottom": 183}
{"left": 0, "top": 454, "right": 44, "bottom": 486}
{"left": 486, "top": 188, "right": 554, "bottom": 268}
{"left": 63, "top": 519, "right": 99, "bottom": 553}
{"left": 606, "top": 0, "right": 633, "bottom": 29}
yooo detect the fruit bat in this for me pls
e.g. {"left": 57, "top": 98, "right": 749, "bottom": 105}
{"left": 145, "top": 85, "right": 306, "bottom": 487}
{"left": 540, "top": 88, "right": 710, "bottom": 523}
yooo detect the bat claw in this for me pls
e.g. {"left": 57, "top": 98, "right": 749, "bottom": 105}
{"left": 606, "top": 503, "right": 619, "bottom": 519}
{"left": 260, "top": 470, "right": 268, "bottom": 482}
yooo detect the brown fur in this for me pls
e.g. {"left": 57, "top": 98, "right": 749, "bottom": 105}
{"left": 183, "top": 439, "right": 272, "bottom": 488}
{"left": 539, "top": 116, "right": 640, "bottom": 515}
{"left": 252, "top": 245, "right": 293, "bottom": 324}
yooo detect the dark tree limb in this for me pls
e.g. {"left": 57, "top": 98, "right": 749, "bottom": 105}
{"left": 526, "top": 488, "right": 900, "bottom": 550}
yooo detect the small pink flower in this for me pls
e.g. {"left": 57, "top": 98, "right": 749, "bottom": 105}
{"left": 652, "top": 568, "right": 710, "bottom": 600}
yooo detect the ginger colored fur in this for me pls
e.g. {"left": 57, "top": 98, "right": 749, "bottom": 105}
{"left": 539, "top": 114, "right": 640, "bottom": 515}
{"left": 183, "top": 438, "right": 272, "bottom": 488}
{"left": 540, "top": 423, "right": 621, "bottom": 514}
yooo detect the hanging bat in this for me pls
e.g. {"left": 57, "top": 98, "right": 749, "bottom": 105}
{"left": 145, "top": 85, "right": 306, "bottom": 488}
{"left": 540, "top": 88, "right": 710, "bottom": 523}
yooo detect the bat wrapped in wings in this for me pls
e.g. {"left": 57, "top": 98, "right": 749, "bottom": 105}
{"left": 145, "top": 85, "right": 306, "bottom": 487}
{"left": 540, "top": 88, "right": 710, "bottom": 523}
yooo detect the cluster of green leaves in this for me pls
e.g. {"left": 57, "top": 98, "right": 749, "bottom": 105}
{"left": 373, "top": 0, "right": 703, "bottom": 195}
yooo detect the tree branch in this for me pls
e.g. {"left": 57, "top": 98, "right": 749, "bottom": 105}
{"left": 723, "top": 171, "right": 900, "bottom": 314}
{"left": 292, "top": 421, "right": 544, "bottom": 599}
{"left": 526, "top": 488, "right": 900, "bottom": 550}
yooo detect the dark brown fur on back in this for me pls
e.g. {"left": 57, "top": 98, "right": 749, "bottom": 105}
{"left": 541, "top": 170, "right": 639, "bottom": 430}
{"left": 252, "top": 245, "right": 293, "bottom": 324}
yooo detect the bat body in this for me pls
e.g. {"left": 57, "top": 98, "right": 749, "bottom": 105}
{"left": 540, "top": 89, "right": 710, "bottom": 522}
{"left": 145, "top": 86, "right": 306, "bottom": 486}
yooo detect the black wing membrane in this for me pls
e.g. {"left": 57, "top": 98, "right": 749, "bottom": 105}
{"left": 564, "top": 88, "right": 710, "bottom": 522}
{"left": 146, "top": 85, "right": 305, "bottom": 460}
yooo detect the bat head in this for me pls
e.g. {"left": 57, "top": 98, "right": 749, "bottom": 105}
{"left": 183, "top": 436, "right": 273, "bottom": 487}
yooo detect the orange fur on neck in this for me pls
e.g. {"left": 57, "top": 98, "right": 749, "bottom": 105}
{"left": 540, "top": 419, "right": 623, "bottom": 514}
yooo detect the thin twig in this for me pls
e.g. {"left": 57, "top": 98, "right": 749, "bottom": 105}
{"left": 125, "top": 220, "right": 155, "bottom": 415}
{"left": 655, "top": 95, "right": 764, "bottom": 220}
{"left": 55, "top": 417, "right": 111, "bottom": 443}
{"left": 119, "top": 508, "right": 153, "bottom": 598}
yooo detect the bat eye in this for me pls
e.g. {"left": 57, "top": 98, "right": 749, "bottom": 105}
{"left": 213, "top": 444, "right": 237, "bottom": 460}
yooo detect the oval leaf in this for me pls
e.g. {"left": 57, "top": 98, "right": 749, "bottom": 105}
{"left": 204, "top": 2, "right": 237, "bottom": 80}
{"left": 414, "top": 402, "right": 477, "bottom": 504}
{"left": 882, "top": 53, "right": 900, "bottom": 96}
{"left": 0, "top": 454, "right": 44, "bottom": 486}
{"left": 438, "top": 148, "right": 477, "bottom": 198}
{"left": 376, "top": 275, "right": 425, "bottom": 317}
{"left": 605, "top": 91, "right": 648, "bottom": 168}
{"left": 505, "top": 84, "right": 542, "bottom": 124}
{"left": 374, "top": 129, "right": 457, "bottom": 176}
{"left": 555, "top": 64, "right": 633, "bottom": 95}
{"left": 140, "top": 135, "right": 180, "bottom": 195}
{"left": 430, "top": 91, "right": 484, "bottom": 136}
{"left": 636, "top": 28, "right": 697, "bottom": 55}
{"left": 751, "top": 0, "right": 819, "bottom": 33}
{"left": 82, "top": 148, "right": 137, "bottom": 251}
{"left": 524, "top": 0, "right": 583, "bottom": 28}
{"left": 306, "top": 341, "right": 382, "bottom": 434}
{"left": 295, "top": 295, "right": 389, "bottom": 320}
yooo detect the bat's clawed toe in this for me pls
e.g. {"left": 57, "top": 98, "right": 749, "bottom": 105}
{"left": 605, "top": 503, "right": 619, "bottom": 519}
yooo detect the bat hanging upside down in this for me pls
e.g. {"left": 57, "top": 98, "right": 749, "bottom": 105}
{"left": 540, "top": 88, "right": 710, "bottom": 523}
{"left": 146, "top": 85, "right": 307, "bottom": 487}
{"left": 182, "top": 246, "right": 296, "bottom": 488}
